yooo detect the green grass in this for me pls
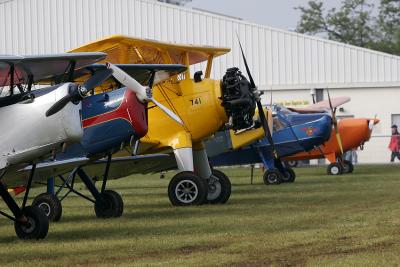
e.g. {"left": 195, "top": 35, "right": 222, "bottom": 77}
{"left": 1, "top": 164, "right": 400, "bottom": 266}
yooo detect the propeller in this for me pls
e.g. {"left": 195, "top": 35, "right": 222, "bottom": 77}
{"left": 369, "top": 115, "right": 379, "bottom": 131}
{"left": 326, "top": 88, "right": 344, "bottom": 155}
{"left": 236, "top": 35, "right": 279, "bottom": 159}
{"left": 106, "top": 62, "right": 183, "bottom": 125}
{"left": 46, "top": 69, "right": 113, "bottom": 117}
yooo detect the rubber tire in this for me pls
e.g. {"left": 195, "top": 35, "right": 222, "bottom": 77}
{"left": 281, "top": 167, "right": 296, "bottom": 183}
{"left": 343, "top": 160, "right": 354, "bottom": 173}
{"left": 94, "top": 190, "right": 123, "bottom": 218}
{"left": 207, "top": 169, "right": 231, "bottom": 204}
{"left": 32, "top": 193, "right": 62, "bottom": 222}
{"left": 263, "top": 169, "right": 283, "bottom": 185}
{"left": 327, "top": 163, "right": 343, "bottom": 175}
{"left": 168, "top": 171, "right": 208, "bottom": 206}
{"left": 14, "top": 206, "right": 49, "bottom": 240}
{"left": 285, "top": 160, "right": 298, "bottom": 168}
{"left": 106, "top": 190, "right": 124, "bottom": 217}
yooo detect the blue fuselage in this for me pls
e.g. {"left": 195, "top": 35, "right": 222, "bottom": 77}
{"left": 208, "top": 113, "right": 332, "bottom": 168}
{"left": 56, "top": 87, "right": 147, "bottom": 161}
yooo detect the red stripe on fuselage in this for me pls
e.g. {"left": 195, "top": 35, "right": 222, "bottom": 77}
{"left": 82, "top": 91, "right": 131, "bottom": 128}
{"left": 82, "top": 90, "right": 148, "bottom": 137}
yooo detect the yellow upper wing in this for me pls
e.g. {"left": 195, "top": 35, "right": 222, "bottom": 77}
{"left": 69, "top": 35, "right": 230, "bottom": 66}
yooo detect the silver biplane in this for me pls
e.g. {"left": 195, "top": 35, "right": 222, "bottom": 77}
{"left": 0, "top": 52, "right": 112, "bottom": 239}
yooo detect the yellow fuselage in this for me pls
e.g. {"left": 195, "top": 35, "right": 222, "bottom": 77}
{"left": 140, "top": 77, "right": 228, "bottom": 152}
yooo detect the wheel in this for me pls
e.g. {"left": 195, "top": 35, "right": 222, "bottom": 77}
{"left": 343, "top": 160, "right": 354, "bottom": 173}
{"left": 168, "top": 171, "right": 208, "bottom": 206}
{"left": 94, "top": 190, "right": 124, "bottom": 218}
{"left": 14, "top": 206, "right": 49, "bottom": 240}
{"left": 281, "top": 167, "right": 296, "bottom": 183}
{"left": 32, "top": 193, "right": 62, "bottom": 222}
{"left": 207, "top": 169, "right": 231, "bottom": 204}
{"left": 263, "top": 169, "right": 283, "bottom": 185}
{"left": 327, "top": 163, "right": 343, "bottom": 175}
{"left": 285, "top": 160, "right": 298, "bottom": 168}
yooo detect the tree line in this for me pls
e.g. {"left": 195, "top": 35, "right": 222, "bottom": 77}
{"left": 296, "top": 0, "right": 400, "bottom": 55}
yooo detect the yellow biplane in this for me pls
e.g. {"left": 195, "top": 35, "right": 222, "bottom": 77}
{"left": 69, "top": 35, "right": 267, "bottom": 206}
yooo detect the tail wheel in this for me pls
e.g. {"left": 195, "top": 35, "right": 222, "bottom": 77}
{"left": 263, "top": 169, "right": 283, "bottom": 185}
{"left": 14, "top": 206, "right": 49, "bottom": 240}
{"left": 207, "top": 169, "right": 232, "bottom": 204}
{"left": 32, "top": 193, "right": 62, "bottom": 222}
{"left": 343, "top": 160, "right": 354, "bottom": 173}
{"left": 94, "top": 190, "right": 124, "bottom": 218}
{"left": 168, "top": 171, "right": 207, "bottom": 206}
{"left": 327, "top": 163, "right": 343, "bottom": 175}
{"left": 281, "top": 167, "right": 296, "bottom": 183}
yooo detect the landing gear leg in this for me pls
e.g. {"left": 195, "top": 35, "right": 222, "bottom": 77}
{"left": 193, "top": 146, "right": 231, "bottom": 204}
{"left": 0, "top": 166, "right": 49, "bottom": 239}
{"left": 256, "top": 147, "right": 283, "bottom": 185}
{"left": 35, "top": 154, "right": 123, "bottom": 220}
{"left": 76, "top": 163, "right": 123, "bottom": 218}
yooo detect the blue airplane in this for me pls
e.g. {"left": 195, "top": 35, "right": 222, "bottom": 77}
{"left": 205, "top": 104, "right": 332, "bottom": 184}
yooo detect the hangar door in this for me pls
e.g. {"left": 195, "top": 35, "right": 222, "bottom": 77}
{"left": 392, "top": 114, "right": 400, "bottom": 128}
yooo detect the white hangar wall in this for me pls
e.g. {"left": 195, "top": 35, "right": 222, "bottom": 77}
{"left": 1, "top": 0, "right": 399, "bottom": 163}
{"left": 1, "top": 0, "right": 400, "bottom": 86}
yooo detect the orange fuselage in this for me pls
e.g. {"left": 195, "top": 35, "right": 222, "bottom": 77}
{"left": 284, "top": 118, "right": 379, "bottom": 163}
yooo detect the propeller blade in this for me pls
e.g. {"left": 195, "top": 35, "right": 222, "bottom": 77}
{"left": 326, "top": 88, "right": 344, "bottom": 155}
{"left": 106, "top": 62, "right": 147, "bottom": 101}
{"left": 335, "top": 130, "right": 344, "bottom": 154}
{"left": 148, "top": 71, "right": 156, "bottom": 89}
{"left": 236, "top": 33, "right": 256, "bottom": 89}
{"left": 46, "top": 69, "right": 113, "bottom": 117}
{"left": 150, "top": 97, "right": 183, "bottom": 125}
{"left": 46, "top": 93, "right": 75, "bottom": 117}
{"left": 369, "top": 120, "right": 374, "bottom": 130}
{"left": 256, "top": 101, "right": 278, "bottom": 158}
{"left": 326, "top": 89, "right": 334, "bottom": 111}
{"left": 237, "top": 33, "right": 278, "bottom": 158}
{"left": 81, "top": 69, "right": 113, "bottom": 95}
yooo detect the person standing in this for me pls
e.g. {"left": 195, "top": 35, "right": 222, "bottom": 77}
{"left": 389, "top": 125, "right": 400, "bottom": 162}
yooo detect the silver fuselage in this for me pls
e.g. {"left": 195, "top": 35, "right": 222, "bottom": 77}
{"left": 0, "top": 83, "right": 83, "bottom": 171}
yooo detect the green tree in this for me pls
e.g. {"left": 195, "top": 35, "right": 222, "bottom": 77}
{"left": 373, "top": 0, "right": 400, "bottom": 54}
{"left": 296, "top": 0, "right": 374, "bottom": 47}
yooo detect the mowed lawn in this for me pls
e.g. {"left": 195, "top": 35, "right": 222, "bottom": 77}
{"left": 0, "top": 164, "right": 400, "bottom": 266}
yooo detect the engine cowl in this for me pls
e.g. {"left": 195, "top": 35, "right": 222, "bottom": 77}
{"left": 220, "top": 67, "right": 257, "bottom": 131}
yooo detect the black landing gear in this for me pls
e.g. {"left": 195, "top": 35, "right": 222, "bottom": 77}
{"left": 34, "top": 154, "right": 123, "bottom": 221}
{"left": 0, "top": 165, "right": 49, "bottom": 239}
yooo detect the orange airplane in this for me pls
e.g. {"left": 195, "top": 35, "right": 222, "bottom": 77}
{"left": 283, "top": 98, "right": 379, "bottom": 175}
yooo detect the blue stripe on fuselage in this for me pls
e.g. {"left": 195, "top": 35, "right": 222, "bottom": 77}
{"left": 81, "top": 88, "right": 126, "bottom": 120}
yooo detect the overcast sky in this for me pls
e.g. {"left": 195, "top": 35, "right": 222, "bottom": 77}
{"left": 187, "top": 0, "right": 379, "bottom": 31}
